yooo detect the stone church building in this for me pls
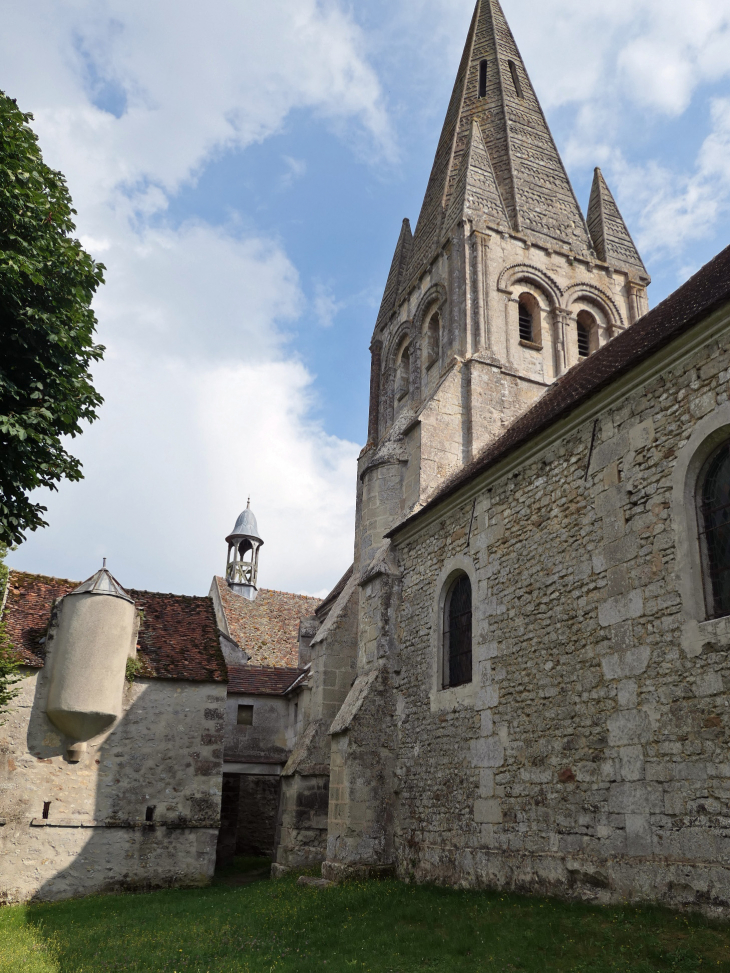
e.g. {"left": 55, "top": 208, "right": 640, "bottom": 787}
{"left": 272, "top": 0, "right": 730, "bottom": 914}
{"left": 4, "top": 0, "right": 730, "bottom": 915}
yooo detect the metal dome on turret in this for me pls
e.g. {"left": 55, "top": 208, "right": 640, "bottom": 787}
{"left": 226, "top": 501, "right": 264, "bottom": 547}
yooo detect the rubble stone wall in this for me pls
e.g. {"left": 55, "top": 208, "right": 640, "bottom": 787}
{"left": 391, "top": 319, "right": 730, "bottom": 913}
{"left": 0, "top": 670, "right": 225, "bottom": 903}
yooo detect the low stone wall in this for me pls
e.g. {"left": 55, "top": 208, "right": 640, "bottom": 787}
{"left": 0, "top": 670, "right": 225, "bottom": 903}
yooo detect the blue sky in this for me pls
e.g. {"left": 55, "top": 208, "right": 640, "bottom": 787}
{"left": 3, "top": 0, "right": 730, "bottom": 597}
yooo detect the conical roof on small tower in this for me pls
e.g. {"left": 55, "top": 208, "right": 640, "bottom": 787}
{"left": 407, "top": 0, "right": 593, "bottom": 281}
{"left": 587, "top": 167, "right": 649, "bottom": 280}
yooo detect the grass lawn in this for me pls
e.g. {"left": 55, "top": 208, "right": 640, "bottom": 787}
{"left": 1, "top": 859, "right": 730, "bottom": 972}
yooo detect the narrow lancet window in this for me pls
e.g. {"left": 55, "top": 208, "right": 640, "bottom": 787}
{"left": 396, "top": 343, "right": 411, "bottom": 401}
{"left": 518, "top": 300, "right": 533, "bottom": 342}
{"left": 478, "top": 60, "right": 488, "bottom": 99}
{"left": 443, "top": 574, "right": 472, "bottom": 688}
{"left": 698, "top": 442, "right": 730, "bottom": 618}
{"left": 426, "top": 312, "right": 440, "bottom": 368}
{"left": 508, "top": 60, "right": 524, "bottom": 99}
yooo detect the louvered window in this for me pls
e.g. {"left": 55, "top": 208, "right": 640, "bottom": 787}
{"left": 577, "top": 322, "right": 590, "bottom": 358}
{"left": 699, "top": 442, "right": 730, "bottom": 618}
{"left": 443, "top": 574, "right": 472, "bottom": 688}
{"left": 518, "top": 301, "right": 533, "bottom": 342}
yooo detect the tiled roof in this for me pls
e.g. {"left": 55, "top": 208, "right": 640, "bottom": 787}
{"left": 2, "top": 571, "right": 75, "bottom": 667}
{"left": 227, "top": 665, "right": 306, "bottom": 696}
{"left": 390, "top": 242, "right": 730, "bottom": 538}
{"left": 214, "top": 577, "right": 319, "bottom": 668}
{"left": 128, "top": 587, "right": 227, "bottom": 683}
{"left": 3, "top": 570, "right": 226, "bottom": 683}
{"left": 315, "top": 564, "right": 354, "bottom": 621}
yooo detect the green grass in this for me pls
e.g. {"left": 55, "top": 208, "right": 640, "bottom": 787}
{"left": 2, "top": 864, "right": 730, "bottom": 972}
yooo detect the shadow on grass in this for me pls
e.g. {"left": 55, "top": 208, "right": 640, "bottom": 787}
{"left": 6, "top": 877, "right": 730, "bottom": 973}
{"left": 213, "top": 854, "right": 272, "bottom": 887}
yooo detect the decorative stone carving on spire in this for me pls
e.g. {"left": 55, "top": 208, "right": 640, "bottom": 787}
{"left": 443, "top": 118, "right": 510, "bottom": 235}
{"left": 587, "top": 168, "right": 649, "bottom": 281}
{"left": 407, "top": 0, "right": 593, "bottom": 283}
{"left": 375, "top": 218, "right": 412, "bottom": 330}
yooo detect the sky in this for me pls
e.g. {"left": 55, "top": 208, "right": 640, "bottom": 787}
{"left": 3, "top": 0, "right": 730, "bottom": 598}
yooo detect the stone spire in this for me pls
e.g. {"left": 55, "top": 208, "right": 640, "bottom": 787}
{"left": 443, "top": 118, "right": 510, "bottom": 235}
{"left": 375, "top": 218, "right": 412, "bottom": 329}
{"left": 587, "top": 168, "right": 649, "bottom": 280}
{"left": 408, "top": 0, "right": 593, "bottom": 278}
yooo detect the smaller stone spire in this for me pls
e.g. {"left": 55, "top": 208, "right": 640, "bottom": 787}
{"left": 225, "top": 500, "right": 264, "bottom": 601}
{"left": 587, "top": 168, "right": 649, "bottom": 280}
{"left": 443, "top": 119, "right": 510, "bottom": 234}
{"left": 375, "top": 218, "right": 412, "bottom": 329}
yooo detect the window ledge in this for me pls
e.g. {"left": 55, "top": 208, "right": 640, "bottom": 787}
{"left": 430, "top": 680, "right": 476, "bottom": 713}
{"left": 519, "top": 339, "right": 542, "bottom": 352}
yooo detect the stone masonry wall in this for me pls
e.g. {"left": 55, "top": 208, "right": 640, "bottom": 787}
{"left": 391, "top": 323, "right": 730, "bottom": 913}
{"left": 0, "top": 670, "right": 225, "bottom": 903}
{"left": 273, "top": 583, "right": 359, "bottom": 873}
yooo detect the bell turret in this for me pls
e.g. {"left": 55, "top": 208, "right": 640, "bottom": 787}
{"left": 225, "top": 499, "right": 264, "bottom": 601}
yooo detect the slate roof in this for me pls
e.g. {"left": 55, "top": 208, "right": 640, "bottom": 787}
{"left": 3, "top": 570, "right": 227, "bottom": 683}
{"left": 389, "top": 242, "right": 730, "bottom": 538}
{"left": 214, "top": 577, "right": 320, "bottom": 668}
{"left": 227, "top": 665, "right": 306, "bottom": 696}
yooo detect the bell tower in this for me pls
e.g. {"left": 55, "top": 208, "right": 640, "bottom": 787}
{"left": 225, "top": 500, "right": 263, "bottom": 601}
{"left": 355, "top": 0, "right": 650, "bottom": 572}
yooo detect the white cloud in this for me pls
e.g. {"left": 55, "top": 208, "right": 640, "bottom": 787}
{"left": 609, "top": 97, "right": 730, "bottom": 259}
{"left": 1, "top": 0, "right": 384, "bottom": 595}
{"left": 14, "top": 350, "right": 359, "bottom": 598}
{"left": 281, "top": 156, "right": 308, "bottom": 190}
{"left": 312, "top": 281, "right": 345, "bottom": 329}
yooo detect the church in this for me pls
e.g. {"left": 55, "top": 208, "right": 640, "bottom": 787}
{"left": 272, "top": 0, "right": 730, "bottom": 913}
{"left": 3, "top": 0, "right": 730, "bottom": 914}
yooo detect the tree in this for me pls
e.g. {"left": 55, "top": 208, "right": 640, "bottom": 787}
{"left": 0, "top": 91, "right": 105, "bottom": 545}
{"left": 0, "top": 543, "right": 20, "bottom": 722}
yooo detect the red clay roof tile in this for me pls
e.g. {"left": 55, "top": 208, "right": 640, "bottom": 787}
{"left": 3, "top": 570, "right": 226, "bottom": 683}
{"left": 214, "top": 577, "right": 319, "bottom": 668}
{"left": 227, "top": 665, "right": 306, "bottom": 695}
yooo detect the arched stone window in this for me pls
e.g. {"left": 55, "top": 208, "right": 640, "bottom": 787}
{"left": 698, "top": 440, "right": 730, "bottom": 619}
{"left": 443, "top": 573, "right": 472, "bottom": 688}
{"left": 576, "top": 309, "right": 596, "bottom": 358}
{"left": 396, "top": 343, "right": 411, "bottom": 402}
{"left": 426, "top": 311, "right": 440, "bottom": 369}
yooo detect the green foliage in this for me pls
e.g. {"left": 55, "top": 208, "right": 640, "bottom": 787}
{"left": 1, "top": 873, "right": 728, "bottom": 972}
{"left": 0, "top": 90, "right": 105, "bottom": 545}
{"left": 0, "top": 542, "right": 20, "bottom": 723}
{"left": 125, "top": 657, "right": 143, "bottom": 683}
